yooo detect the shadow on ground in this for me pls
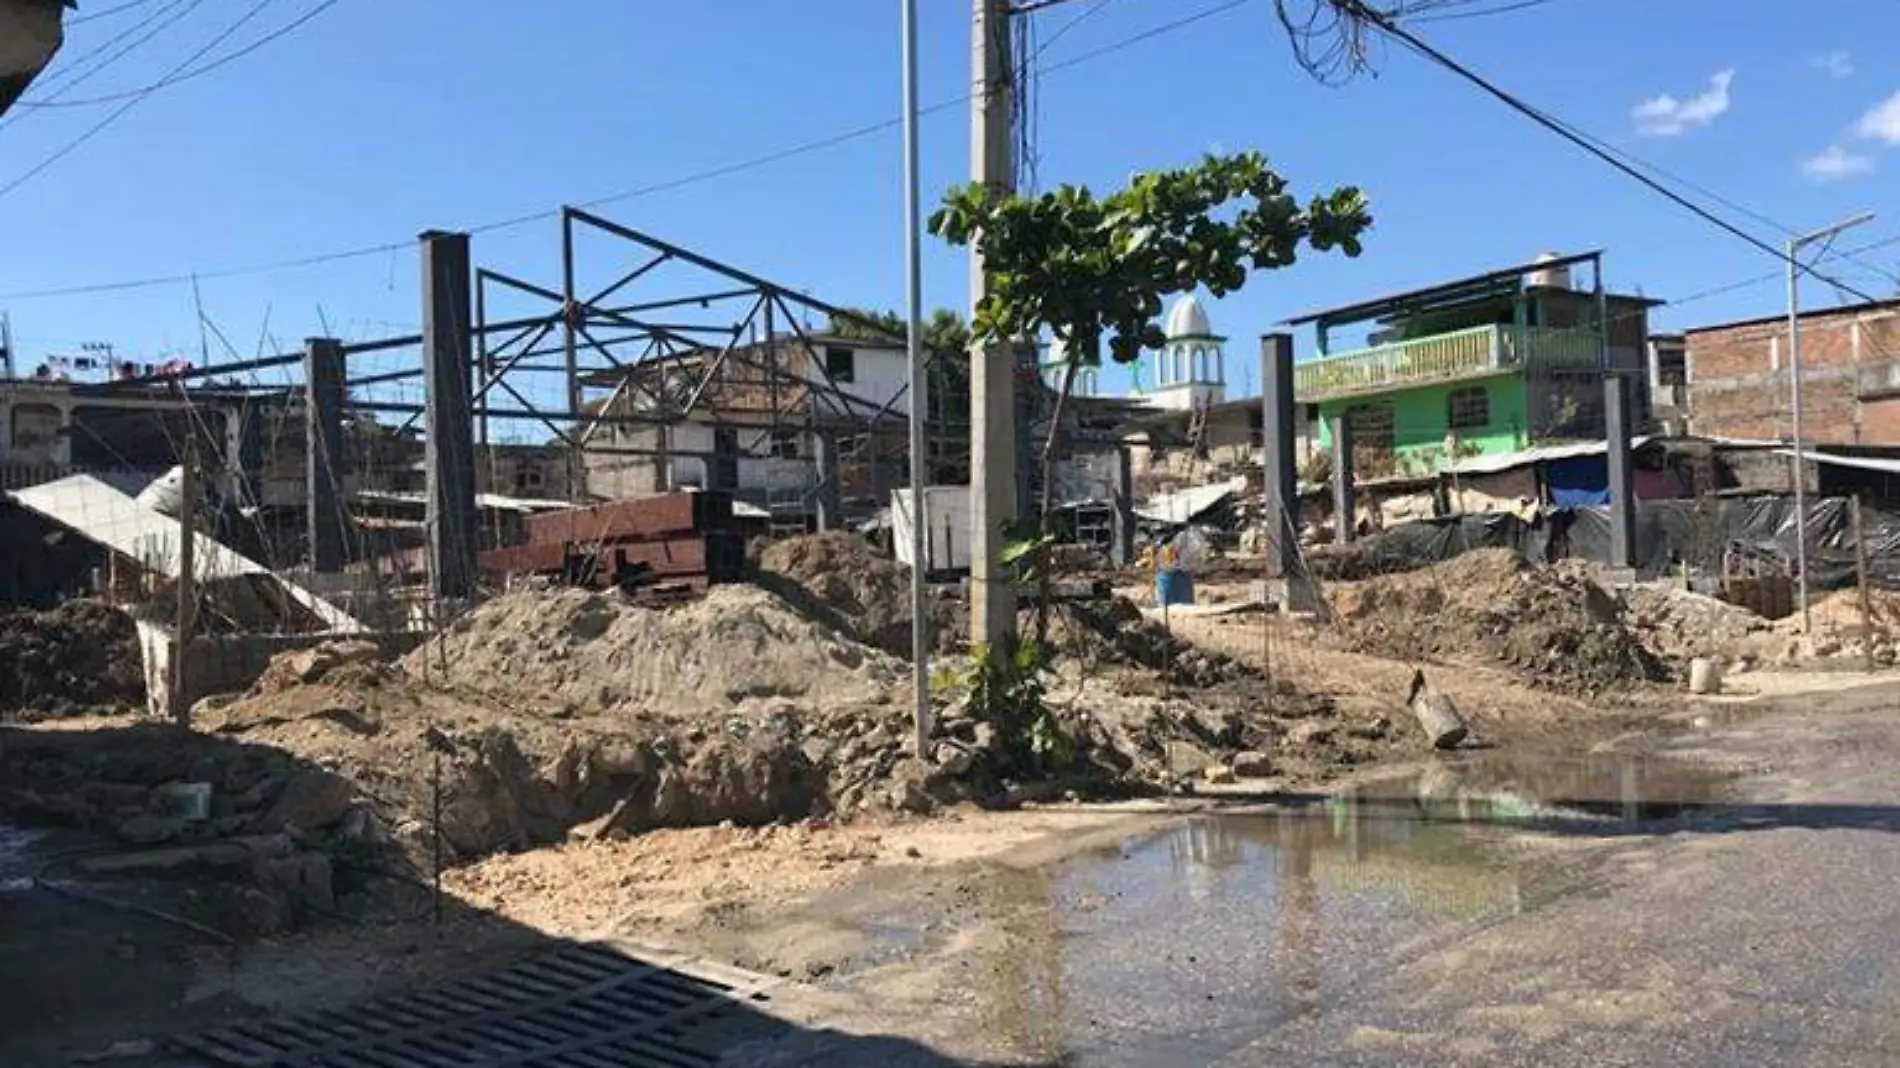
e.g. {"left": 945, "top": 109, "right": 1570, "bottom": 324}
{"left": 0, "top": 721, "right": 1052, "bottom": 1067}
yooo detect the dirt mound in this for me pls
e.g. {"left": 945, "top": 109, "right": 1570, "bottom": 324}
{"left": 1041, "top": 597, "right": 1261, "bottom": 689}
{"left": 1623, "top": 584, "right": 1767, "bottom": 663}
{"left": 408, "top": 584, "right": 905, "bottom": 717}
{"left": 753, "top": 532, "right": 965, "bottom": 658}
{"left": 1329, "top": 549, "right": 1664, "bottom": 695}
{"left": 0, "top": 600, "right": 145, "bottom": 719}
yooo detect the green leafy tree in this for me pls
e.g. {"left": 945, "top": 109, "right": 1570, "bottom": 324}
{"left": 930, "top": 150, "right": 1372, "bottom": 635}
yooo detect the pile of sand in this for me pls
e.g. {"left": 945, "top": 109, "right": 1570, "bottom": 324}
{"left": 1328, "top": 549, "right": 1664, "bottom": 694}
{"left": 409, "top": 584, "right": 905, "bottom": 718}
{"left": 0, "top": 600, "right": 145, "bottom": 718}
{"left": 752, "top": 532, "right": 966, "bottom": 659}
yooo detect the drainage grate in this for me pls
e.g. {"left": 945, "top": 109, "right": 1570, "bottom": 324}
{"left": 170, "top": 943, "right": 779, "bottom": 1067}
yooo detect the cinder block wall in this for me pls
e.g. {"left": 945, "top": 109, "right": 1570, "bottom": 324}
{"left": 1686, "top": 308, "right": 1900, "bottom": 443}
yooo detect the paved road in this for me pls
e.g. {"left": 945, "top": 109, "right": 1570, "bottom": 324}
{"left": 758, "top": 679, "right": 1900, "bottom": 1067}
{"left": 1209, "top": 682, "right": 1900, "bottom": 1068}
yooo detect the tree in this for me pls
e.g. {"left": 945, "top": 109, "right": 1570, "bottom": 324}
{"left": 929, "top": 150, "right": 1372, "bottom": 637}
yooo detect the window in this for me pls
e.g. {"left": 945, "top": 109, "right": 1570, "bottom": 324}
{"left": 1447, "top": 386, "right": 1490, "bottom": 430}
{"left": 769, "top": 430, "right": 799, "bottom": 459}
{"left": 824, "top": 346, "right": 856, "bottom": 384}
{"left": 1347, "top": 403, "right": 1395, "bottom": 453}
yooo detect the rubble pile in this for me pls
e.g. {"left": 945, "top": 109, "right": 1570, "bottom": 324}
{"left": 753, "top": 532, "right": 966, "bottom": 658}
{"left": 1735, "top": 588, "right": 1900, "bottom": 667}
{"left": 0, "top": 600, "right": 145, "bottom": 719}
{"left": 409, "top": 584, "right": 905, "bottom": 717}
{"left": 1623, "top": 584, "right": 1768, "bottom": 664}
{"left": 1329, "top": 549, "right": 1665, "bottom": 695}
{"left": 1042, "top": 597, "right": 1260, "bottom": 689}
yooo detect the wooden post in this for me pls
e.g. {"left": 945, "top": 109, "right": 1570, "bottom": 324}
{"left": 171, "top": 437, "right": 198, "bottom": 726}
{"left": 1854, "top": 494, "right": 1874, "bottom": 670}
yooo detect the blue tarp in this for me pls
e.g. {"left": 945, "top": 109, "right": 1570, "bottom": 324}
{"left": 1546, "top": 455, "right": 1610, "bottom": 508}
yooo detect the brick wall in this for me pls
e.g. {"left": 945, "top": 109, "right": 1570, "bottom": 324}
{"left": 1685, "top": 306, "right": 1900, "bottom": 443}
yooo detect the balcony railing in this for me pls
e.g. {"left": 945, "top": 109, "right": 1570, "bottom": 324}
{"left": 1295, "top": 325, "right": 1602, "bottom": 402}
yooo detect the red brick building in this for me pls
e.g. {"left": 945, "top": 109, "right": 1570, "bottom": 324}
{"left": 1684, "top": 300, "right": 1900, "bottom": 443}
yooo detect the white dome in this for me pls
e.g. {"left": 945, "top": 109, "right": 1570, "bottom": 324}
{"left": 1164, "top": 295, "right": 1212, "bottom": 340}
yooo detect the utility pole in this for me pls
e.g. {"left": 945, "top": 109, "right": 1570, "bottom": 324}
{"left": 172, "top": 436, "right": 198, "bottom": 726}
{"left": 902, "top": 0, "right": 933, "bottom": 757}
{"left": 0, "top": 311, "right": 13, "bottom": 378}
{"left": 1788, "top": 210, "right": 1874, "bottom": 633}
{"left": 969, "top": 0, "right": 1019, "bottom": 648}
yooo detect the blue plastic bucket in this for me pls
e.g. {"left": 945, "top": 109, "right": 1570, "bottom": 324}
{"left": 1155, "top": 568, "right": 1195, "bottom": 607}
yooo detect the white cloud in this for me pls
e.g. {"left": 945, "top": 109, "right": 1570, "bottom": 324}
{"left": 1632, "top": 69, "right": 1735, "bottom": 137}
{"left": 1814, "top": 51, "right": 1855, "bottom": 80}
{"left": 1802, "top": 144, "right": 1875, "bottom": 181}
{"left": 1855, "top": 90, "right": 1900, "bottom": 144}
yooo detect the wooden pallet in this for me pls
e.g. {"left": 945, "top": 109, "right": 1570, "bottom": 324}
{"left": 169, "top": 943, "right": 779, "bottom": 1068}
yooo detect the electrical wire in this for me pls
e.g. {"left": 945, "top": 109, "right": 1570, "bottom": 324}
{"left": 69, "top": 0, "right": 164, "bottom": 24}
{"left": 0, "top": 0, "right": 286, "bottom": 202}
{"left": 1410, "top": 0, "right": 1574, "bottom": 23}
{"left": 9, "top": 0, "right": 202, "bottom": 108}
{"left": 0, "top": 0, "right": 1249, "bottom": 302}
{"left": 14, "top": 0, "right": 342, "bottom": 109}
{"left": 1336, "top": 0, "right": 1888, "bottom": 307}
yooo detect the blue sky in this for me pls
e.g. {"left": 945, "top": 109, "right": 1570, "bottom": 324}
{"left": 2, "top": 0, "right": 1898, "bottom": 409}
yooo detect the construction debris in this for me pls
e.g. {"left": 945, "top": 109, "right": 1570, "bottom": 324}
{"left": 1406, "top": 670, "right": 1469, "bottom": 750}
{"left": 1329, "top": 549, "right": 1666, "bottom": 695}
{"left": 752, "top": 532, "right": 966, "bottom": 659}
{"left": 0, "top": 600, "right": 144, "bottom": 719}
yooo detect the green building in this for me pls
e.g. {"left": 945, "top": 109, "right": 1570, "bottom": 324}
{"left": 1286, "top": 251, "right": 1660, "bottom": 478}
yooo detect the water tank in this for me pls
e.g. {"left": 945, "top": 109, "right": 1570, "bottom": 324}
{"left": 1526, "top": 251, "right": 1572, "bottom": 291}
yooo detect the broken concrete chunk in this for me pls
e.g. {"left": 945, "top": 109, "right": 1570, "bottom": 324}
{"left": 262, "top": 770, "right": 355, "bottom": 832}
{"left": 1230, "top": 751, "right": 1274, "bottom": 778}
{"left": 932, "top": 743, "right": 975, "bottom": 778}
{"left": 1202, "top": 765, "right": 1237, "bottom": 785}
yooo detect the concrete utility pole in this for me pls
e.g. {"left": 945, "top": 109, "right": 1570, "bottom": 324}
{"left": 969, "top": 0, "right": 1019, "bottom": 648}
{"left": 1787, "top": 211, "right": 1875, "bottom": 633}
{"left": 1604, "top": 372, "right": 1635, "bottom": 570}
{"left": 171, "top": 435, "right": 198, "bottom": 725}
{"left": 902, "top": 0, "right": 932, "bottom": 756}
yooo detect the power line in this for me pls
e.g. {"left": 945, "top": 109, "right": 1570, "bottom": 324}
{"left": 0, "top": 0, "right": 1247, "bottom": 302}
{"left": 1337, "top": 0, "right": 1886, "bottom": 307}
{"left": 0, "top": 0, "right": 286, "bottom": 203}
{"left": 69, "top": 0, "right": 164, "bottom": 24}
{"left": 15, "top": 0, "right": 202, "bottom": 105}
{"left": 1410, "top": 0, "right": 1574, "bottom": 23}
{"left": 15, "top": 0, "right": 341, "bottom": 109}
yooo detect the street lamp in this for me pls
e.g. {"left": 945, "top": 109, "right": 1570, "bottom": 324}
{"left": 1787, "top": 210, "right": 1874, "bottom": 633}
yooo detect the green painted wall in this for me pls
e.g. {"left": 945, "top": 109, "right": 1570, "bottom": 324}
{"left": 1314, "top": 372, "right": 1527, "bottom": 475}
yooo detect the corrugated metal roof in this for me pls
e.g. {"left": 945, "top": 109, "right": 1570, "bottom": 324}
{"left": 1136, "top": 479, "right": 1245, "bottom": 524}
{"left": 1775, "top": 448, "right": 1900, "bottom": 475}
{"left": 10, "top": 474, "right": 363, "bottom": 633}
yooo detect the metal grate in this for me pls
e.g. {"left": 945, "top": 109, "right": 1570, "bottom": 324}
{"left": 170, "top": 943, "right": 779, "bottom": 1067}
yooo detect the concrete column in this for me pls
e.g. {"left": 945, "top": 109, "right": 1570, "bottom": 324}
{"left": 814, "top": 431, "right": 843, "bottom": 532}
{"left": 1261, "top": 333, "right": 1300, "bottom": 578}
{"left": 303, "top": 337, "right": 347, "bottom": 574}
{"left": 1111, "top": 444, "right": 1135, "bottom": 568}
{"left": 1329, "top": 409, "right": 1355, "bottom": 545}
{"left": 1605, "top": 372, "right": 1636, "bottom": 569}
{"left": 967, "top": 0, "right": 1019, "bottom": 649}
{"left": 421, "top": 230, "right": 478, "bottom": 603}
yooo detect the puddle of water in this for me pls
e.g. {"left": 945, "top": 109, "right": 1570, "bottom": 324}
{"left": 0, "top": 823, "right": 48, "bottom": 894}
{"left": 968, "top": 750, "right": 1730, "bottom": 1065}
{"left": 1344, "top": 749, "right": 1729, "bottom": 826}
